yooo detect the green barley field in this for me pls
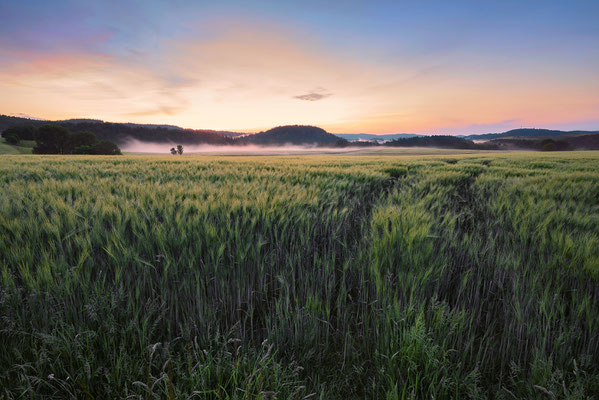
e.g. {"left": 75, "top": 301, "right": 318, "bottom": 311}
{"left": 1, "top": 151, "right": 598, "bottom": 399}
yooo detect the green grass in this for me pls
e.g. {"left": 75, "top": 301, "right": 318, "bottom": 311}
{"left": 0, "top": 152, "right": 598, "bottom": 399}
{"left": 0, "top": 139, "right": 34, "bottom": 154}
{"left": 0, "top": 141, "right": 20, "bottom": 154}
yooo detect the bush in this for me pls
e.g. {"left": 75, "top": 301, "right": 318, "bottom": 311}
{"left": 3, "top": 133, "right": 20, "bottom": 145}
{"left": 541, "top": 140, "right": 558, "bottom": 151}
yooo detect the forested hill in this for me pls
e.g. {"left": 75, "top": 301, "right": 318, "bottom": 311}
{"left": 60, "top": 122, "right": 236, "bottom": 145}
{"left": 238, "top": 125, "right": 347, "bottom": 146}
{"left": 0, "top": 117, "right": 344, "bottom": 146}
{"left": 0, "top": 115, "right": 237, "bottom": 145}
{"left": 1, "top": 117, "right": 346, "bottom": 147}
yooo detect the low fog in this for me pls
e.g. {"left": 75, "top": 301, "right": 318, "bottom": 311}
{"left": 120, "top": 138, "right": 364, "bottom": 155}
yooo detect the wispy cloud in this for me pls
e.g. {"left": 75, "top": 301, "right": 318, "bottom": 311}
{"left": 293, "top": 91, "right": 331, "bottom": 101}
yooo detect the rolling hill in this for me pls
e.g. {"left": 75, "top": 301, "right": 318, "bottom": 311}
{"left": 491, "top": 134, "right": 599, "bottom": 150}
{"left": 239, "top": 125, "right": 347, "bottom": 146}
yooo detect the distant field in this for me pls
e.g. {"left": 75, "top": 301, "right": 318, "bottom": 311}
{"left": 0, "top": 138, "right": 34, "bottom": 154}
{"left": 0, "top": 152, "right": 598, "bottom": 398}
{"left": 0, "top": 141, "right": 19, "bottom": 154}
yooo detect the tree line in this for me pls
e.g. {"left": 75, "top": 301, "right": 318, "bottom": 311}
{"left": 2, "top": 125, "right": 121, "bottom": 155}
{"left": 0, "top": 115, "right": 236, "bottom": 146}
{"left": 385, "top": 135, "right": 499, "bottom": 150}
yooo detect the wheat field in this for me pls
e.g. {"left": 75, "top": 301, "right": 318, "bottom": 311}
{"left": 1, "top": 152, "right": 598, "bottom": 399}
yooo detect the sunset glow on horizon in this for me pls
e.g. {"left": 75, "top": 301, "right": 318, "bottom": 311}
{"left": 1, "top": 1, "right": 598, "bottom": 135}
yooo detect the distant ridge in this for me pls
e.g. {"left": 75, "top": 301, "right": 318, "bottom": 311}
{"left": 58, "top": 118, "right": 105, "bottom": 124}
{"left": 460, "top": 128, "right": 599, "bottom": 141}
{"left": 335, "top": 133, "right": 423, "bottom": 142}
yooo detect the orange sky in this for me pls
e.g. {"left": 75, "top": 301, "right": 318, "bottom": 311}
{"left": 1, "top": 4, "right": 598, "bottom": 134}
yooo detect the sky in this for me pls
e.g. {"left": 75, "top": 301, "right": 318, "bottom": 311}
{"left": 1, "top": 0, "right": 598, "bottom": 134}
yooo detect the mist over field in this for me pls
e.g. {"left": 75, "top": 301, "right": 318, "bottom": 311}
{"left": 120, "top": 138, "right": 358, "bottom": 154}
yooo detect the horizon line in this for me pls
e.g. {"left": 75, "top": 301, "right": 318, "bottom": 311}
{"left": 3, "top": 113, "right": 599, "bottom": 137}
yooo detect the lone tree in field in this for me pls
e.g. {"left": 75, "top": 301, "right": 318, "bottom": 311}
{"left": 170, "top": 147, "right": 177, "bottom": 155}
{"left": 177, "top": 145, "right": 184, "bottom": 155}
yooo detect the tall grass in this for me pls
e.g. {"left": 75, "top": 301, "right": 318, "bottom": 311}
{"left": 0, "top": 152, "right": 598, "bottom": 398}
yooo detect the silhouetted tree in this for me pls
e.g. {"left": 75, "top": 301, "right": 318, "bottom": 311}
{"left": 2, "top": 125, "right": 38, "bottom": 141}
{"left": 177, "top": 144, "right": 183, "bottom": 155}
{"left": 67, "top": 131, "right": 97, "bottom": 154}
{"left": 170, "top": 147, "right": 177, "bottom": 155}
{"left": 91, "top": 140, "right": 122, "bottom": 155}
{"left": 33, "top": 125, "right": 70, "bottom": 154}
